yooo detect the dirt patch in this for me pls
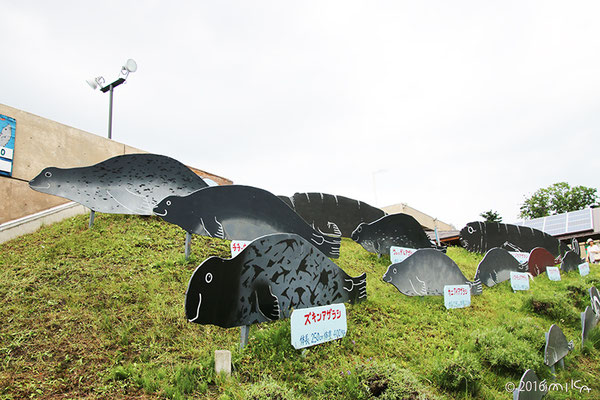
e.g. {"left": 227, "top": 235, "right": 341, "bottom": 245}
{"left": 531, "top": 300, "right": 550, "bottom": 313}
{"left": 366, "top": 373, "right": 389, "bottom": 396}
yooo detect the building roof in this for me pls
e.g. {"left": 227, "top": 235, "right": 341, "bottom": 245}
{"left": 382, "top": 203, "right": 455, "bottom": 231}
{"left": 187, "top": 166, "right": 232, "bottom": 186}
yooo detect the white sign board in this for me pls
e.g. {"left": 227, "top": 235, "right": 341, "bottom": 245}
{"left": 509, "top": 251, "right": 530, "bottom": 264}
{"left": 390, "top": 246, "right": 417, "bottom": 263}
{"left": 444, "top": 285, "right": 471, "bottom": 309}
{"left": 0, "top": 158, "right": 11, "bottom": 174}
{"left": 290, "top": 303, "right": 347, "bottom": 349}
{"left": 230, "top": 240, "right": 251, "bottom": 257}
{"left": 510, "top": 271, "right": 530, "bottom": 291}
{"left": 546, "top": 266, "right": 561, "bottom": 281}
{"left": 579, "top": 262, "right": 590, "bottom": 277}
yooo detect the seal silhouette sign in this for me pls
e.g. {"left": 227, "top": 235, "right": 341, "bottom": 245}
{"left": 29, "top": 153, "right": 208, "bottom": 214}
{"left": 185, "top": 233, "right": 366, "bottom": 328}
{"left": 383, "top": 249, "right": 482, "bottom": 297}
{"left": 352, "top": 213, "right": 436, "bottom": 257}
{"left": 475, "top": 248, "right": 528, "bottom": 287}
{"left": 155, "top": 185, "right": 342, "bottom": 258}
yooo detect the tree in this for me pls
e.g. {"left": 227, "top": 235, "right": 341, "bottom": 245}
{"left": 519, "top": 182, "right": 598, "bottom": 219}
{"left": 480, "top": 210, "right": 502, "bottom": 222}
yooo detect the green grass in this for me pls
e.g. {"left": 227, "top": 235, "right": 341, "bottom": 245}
{"left": 1, "top": 213, "right": 599, "bottom": 399}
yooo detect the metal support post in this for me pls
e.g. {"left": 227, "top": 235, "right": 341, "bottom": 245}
{"left": 108, "top": 85, "right": 114, "bottom": 139}
{"left": 240, "top": 325, "right": 250, "bottom": 349}
{"left": 89, "top": 210, "right": 95, "bottom": 228}
{"left": 185, "top": 232, "right": 192, "bottom": 260}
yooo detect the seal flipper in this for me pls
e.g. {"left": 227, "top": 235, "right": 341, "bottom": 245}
{"left": 469, "top": 278, "right": 483, "bottom": 295}
{"left": 197, "top": 216, "right": 226, "bottom": 239}
{"left": 311, "top": 232, "right": 341, "bottom": 258}
{"left": 254, "top": 284, "right": 280, "bottom": 320}
{"left": 342, "top": 272, "right": 367, "bottom": 303}
{"left": 106, "top": 187, "right": 153, "bottom": 214}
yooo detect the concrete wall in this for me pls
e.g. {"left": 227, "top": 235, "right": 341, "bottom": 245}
{"left": 0, "top": 202, "right": 88, "bottom": 244}
{"left": 0, "top": 103, "right": 231, "bottom": 225}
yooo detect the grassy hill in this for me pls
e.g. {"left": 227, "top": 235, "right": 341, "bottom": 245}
{"left": 1, "top": 213, "right": 599, "bottom": 399}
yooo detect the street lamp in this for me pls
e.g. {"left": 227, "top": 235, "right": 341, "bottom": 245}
{"left": 87, "top": 59, "right": 137, "bottom": 139}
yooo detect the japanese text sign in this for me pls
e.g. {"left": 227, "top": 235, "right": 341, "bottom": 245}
{"left": 444, "top": 285, "right": 471, "bottom": 309}
{"left": 290, "top": 303, "right": 347, "bottom": 349}
{"left": 230, "top": 240, "right": 250, "bottom": 257}
{"left": 510, "top": 271, "right": 530, "bottom": 291}
{"left": 579, "top": 262, "right": 590, "bottom": 277}
{"left": 509, "top": 251, "right": 530, "bottom": 264}
{"left": 390, "top": 246, "right": 417, "bottom": 264}
{"left": 546, "top": 266, "right": 561, "bottom": 281}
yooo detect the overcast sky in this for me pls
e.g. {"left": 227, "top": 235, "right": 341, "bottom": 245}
{"left": 2, "top": 1, "right": 599, "bottom": 229}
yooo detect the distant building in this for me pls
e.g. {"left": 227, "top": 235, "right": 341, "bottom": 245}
{"left": 515, "top": 207, "right": 600, "bottom": 251}
{"left": 381, "top": 203, "right": 460, "bottom": 245}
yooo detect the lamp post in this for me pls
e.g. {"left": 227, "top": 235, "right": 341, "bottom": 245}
{"left": 85, "top": 59, "right": 137, "bottom": 228}
{"left": 87, "top": 59, "right": 137, "bottom": 139}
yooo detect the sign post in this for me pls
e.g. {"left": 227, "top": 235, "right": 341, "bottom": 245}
{"left": 185, "top": 232, "right": 192, "bottom": 260}
{"left": 240, "top": 325, "right": 250, "bottom": 350}
{"left": 89, "top": 210, "right": 95, "bottom": 228}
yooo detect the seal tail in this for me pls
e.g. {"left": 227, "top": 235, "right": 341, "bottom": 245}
{"left": 343, "top": 273, "right": 367, "bottom": 303}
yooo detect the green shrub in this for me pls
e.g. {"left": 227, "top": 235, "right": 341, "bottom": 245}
{"left": 110, "top": 362, "right": 212, "bottom": 398}
{"left": 354, "top": 360, "right": 441, "bottom": 400}
{"left": 431, "top": 351, "right": 481, "bottom": 396}
{"left": 565, "top": 283, "right": 589, "bottom": 310}
{"left": 470, "top": 326, "right": 544, "bottom": 374}
{"left": 582, "top": 326, "right": 600, "bottom": 354}
{"left": 243, "top": 376, "right": 299, "bottom": 400}
{"left": 110, "top": 364, "right": 134, "bottom": 381}
{"left": 501, "top": 316, "right": 546, "bottom": 350}
{"left": 523, "top": 291, "right": 579, "bottom": 326}
{"left": 331, "top": 360, "right": 441, "bottom": 400}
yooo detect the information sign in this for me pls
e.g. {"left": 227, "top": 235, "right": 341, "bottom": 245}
{"left": 578, "top": 262, "right": 590, "bottom": 277}
{"left": 390, "top": 246, "right": 417, "bottom": 264}
{"left": 443, "top": 285, "right": 471, "bottom": 309}
{"left": 509, "top": 251, "right": 530, "bottom": 264}
{"left": 0, "top": 114, "right": 16, "bottom": 177}
{"left": 291, "top": 303, "right": 347, "bottom": 349}
{"left": 230, "top": 240, "right": 251, "bottom": 257}
{"left": 546, "top": 266, "right": 561, "bottom": 281}
{"left": 510, "top": 271, "right": 530, "bottom": 291}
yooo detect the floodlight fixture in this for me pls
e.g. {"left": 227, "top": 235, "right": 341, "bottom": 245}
{"left": 87, "top": 59, "right": 137, "bottom": 139}
{"left": 86, "top": 76, "right": 106, "bottom": 90}
{"left": 124, "top": 59, "right": 137, "bottom": 73}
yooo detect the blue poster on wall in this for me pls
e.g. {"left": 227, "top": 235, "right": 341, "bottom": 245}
{"left": 0, "top": 114, "right": 16, "bottom": 177}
